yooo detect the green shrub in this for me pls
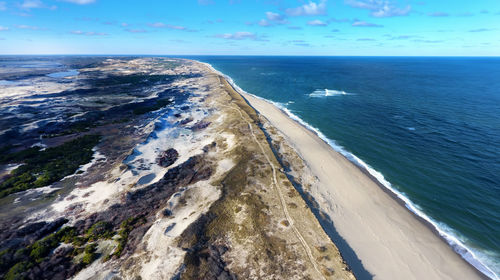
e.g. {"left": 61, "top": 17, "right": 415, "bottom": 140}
{"left": 84, "top": 243, "right": 97, "bottom": 254}
{"left": 56, "top": 226, "right": 78, "bottom": 243}
{"left": 0, "top": 147, "right": 39, "bottom": 164}
{"left": 71, "top": 236, "right": 87, "bottom": 247}
{"left": 29, "top": 234, "right": 59, "bottom": 262}
{"left": 0, "top": 135, "right": 100, "bottom": 198}
{"left": 33, "top": 174, "right": 51, "bottom": 188}
{"left": 0, "top": 248, "right": 13, "bottom": 271}
{"left": 13, "top": 248, "right": 29, "bottom": 261}
{"left": 81, "top": 243, "right": 98, "bottom": 266}
{"left": 81, "top": 252, "right": 97, "bottom": 266}
{"left": 87, "top": 221, "right": 114, "bottom": 241}
{"left": 112, "top": 216, "right": 146, "bottom": 258}
{"left": 4, "top": 261, "right": 32, "bottom": 280}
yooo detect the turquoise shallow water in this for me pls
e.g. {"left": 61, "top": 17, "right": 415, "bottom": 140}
{"left": 186, "top": 56, "right": 500, "bottom": 278}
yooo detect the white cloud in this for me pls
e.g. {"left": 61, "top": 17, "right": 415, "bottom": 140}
{"left": 147, "top": 22, "right": 189, "bottom": 30}
{"left": 286, "top": 0, "right": 327, "bottom": 16}
{"left": 268, "top": 12, "right": 288, "bottom": 23}
{"left": 15, "top": 24, "right": 45, "bottom": 30}
{"left": 148, "top": 22, "right": 166, "bottom": 28}
{"left": 258, "top": 19, "right": 272, "bottom": 27}
{"left": 0, "top": 25, "right": 8, "bottom": 31}
{"left": 61, "top": 0, "right": 95, "bottom": 4}
{"left": 328, "top": 17, "right": 350, "bottom": 23}
{"left": 290, "top": 40, "right": 310, "bottom": 46}
{"left": 21, "top": 0, "right": 43, "bottom": 9}
{"left": 126, "top": 28, "right": 147, "bottom": 33}
{"left": 372, "top": 5, "right": 410, "bottom": 17}
{"left": 288, "top": 39, "right": 311, "bottom": 46}
{"left": 346, "top": 0, "right": 411, "bottom": 17}
{"left": 71, "top": 30, "right": 107, "bottom": 35}
{"left": 167, "top": 25, "right": 186, "bottom": 30}
{"left": 352, "top": 20, "right": 383, "bottom": 27}
{"left": 307, "top": 19, "right": 328, "bottom": 26}
{"left": 469, "top": 28, "right": 493, "bottom": 33}
{"left": 0, "top": 1, "right": 6, "bottom": 11}
{"left": 412, "top": 39, "right": 444, "bottom": 43}
{"left": 215, "top": 31, "right": 257, "bottom": 40}
{"left": 390, "top": 35, "right": 417, "bottom": 40}
{"left": 257, "top": 11, "right": 288, "bottom": 27}
{"left": 19, "top": 0, "right": 56, "bottom": 10}
{"left": 428, "top": 12, "right": 448, "bottom": 17}
{"left": 266, "top": 12, "right": 281, "bottom": 21}
{"left": 265, "top": 12, "right": 284, "bottom": 22}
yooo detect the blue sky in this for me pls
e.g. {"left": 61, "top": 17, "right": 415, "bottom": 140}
{"left": 0, "top": 0, "right": 499, "bottom": 55}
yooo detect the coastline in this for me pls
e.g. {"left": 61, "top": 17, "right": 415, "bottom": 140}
{"left": 201, "top": 61, "right": 494, "bottom": 279}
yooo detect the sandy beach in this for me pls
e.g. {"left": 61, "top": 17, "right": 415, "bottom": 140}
{"left": 237, "top": 89, "right": 487, "bottom": 279}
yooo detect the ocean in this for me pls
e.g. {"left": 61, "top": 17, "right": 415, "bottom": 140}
{"left": 187, "top": 56, "right": 500, "bottom": 279}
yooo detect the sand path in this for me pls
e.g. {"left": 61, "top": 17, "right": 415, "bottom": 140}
{"left": 221, "top": 101, "right": 325, "bottom": 279}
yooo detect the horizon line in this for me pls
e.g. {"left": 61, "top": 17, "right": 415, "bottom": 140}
{"left": 0, "top": 54, "right": 499, "bottom": 57}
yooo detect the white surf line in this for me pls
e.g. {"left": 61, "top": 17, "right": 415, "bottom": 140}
{"left": 220, "top": 101, "right": 325, "bottom": 280}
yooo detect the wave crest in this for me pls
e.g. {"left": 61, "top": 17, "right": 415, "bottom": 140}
{"left": 309, "top": 89, "right": 350, "bottom": 97}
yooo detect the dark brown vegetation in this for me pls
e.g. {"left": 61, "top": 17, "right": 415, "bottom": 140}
{"left": 156, "top": 148, "right": 179, "bottom": 167}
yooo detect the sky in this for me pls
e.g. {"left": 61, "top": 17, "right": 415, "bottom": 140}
{"left": 0, "top": 0, "right": 499, "bottom": 55}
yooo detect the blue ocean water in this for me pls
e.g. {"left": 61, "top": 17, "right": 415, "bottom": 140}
{"left": 188, "top": 56, "right": 500, "bottom": 278}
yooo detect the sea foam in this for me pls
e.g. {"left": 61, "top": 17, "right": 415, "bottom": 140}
{"left": 309, "top": 88, "right": 350, "bottom": 97}
{"left": 202, "top": 61, "right": 499, "bottom": 280}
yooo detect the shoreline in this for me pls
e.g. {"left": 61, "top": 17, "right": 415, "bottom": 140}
{"left": 201, "top": 61, "right": 495, "bottom": 279}
{"left": 270, "top": 100, "right": 496, "bottom": 279}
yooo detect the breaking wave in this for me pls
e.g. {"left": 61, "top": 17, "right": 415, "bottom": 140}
{"left": 309, "top": 88, "right": 351, "bottom": 97}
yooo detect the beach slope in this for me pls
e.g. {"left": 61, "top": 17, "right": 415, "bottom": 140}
{"left": 237, "top": 86, "right": 486, "bottom": 280}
